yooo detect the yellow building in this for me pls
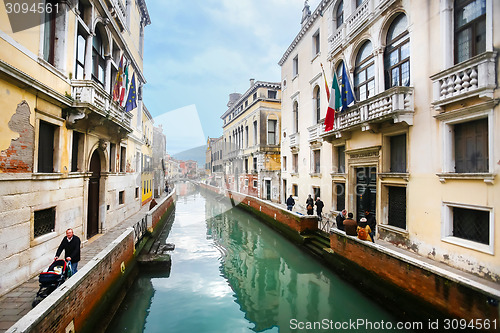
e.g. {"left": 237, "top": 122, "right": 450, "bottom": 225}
{"left": 0, "top": 0, "right": 150, "bottom": 295}
{"left": 280, "top": 0, "right": 499, "bottom": 281}
{"left": 221, "top": 80, "right": 282, "bottom": 202}
{"left": 141, "top": 105, "right": 153, "bottom": 205}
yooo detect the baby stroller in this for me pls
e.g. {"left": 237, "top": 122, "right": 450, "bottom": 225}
{"left": 32, "top": 259, "right": 72, "bottom": 307}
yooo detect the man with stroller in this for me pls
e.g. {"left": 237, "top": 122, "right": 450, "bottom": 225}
{"left": 54, "top": 228, "right": 81, "bottom": 274}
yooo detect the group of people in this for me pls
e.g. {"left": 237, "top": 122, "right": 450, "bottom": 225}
{"left": 286, "top": 194, "right": 324, "bottom": 220}
{"left": 336, "top": 209, "right": 376, "bottom": 243}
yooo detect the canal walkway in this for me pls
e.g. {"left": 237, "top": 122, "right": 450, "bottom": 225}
{"left": 0, "top": 191, "right": 170, "bottom": 333}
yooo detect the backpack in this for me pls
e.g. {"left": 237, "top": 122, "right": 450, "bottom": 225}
{"left": 358, "top": 227, "right": 368, "bottom": 240}
{"left": 307, "top": 205, "right": 312, "bottom": 210}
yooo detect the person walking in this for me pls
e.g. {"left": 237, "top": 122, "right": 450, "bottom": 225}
{"left": 286, "top": 195, "right": 295, "bottom": 211}
{"left": 54, "top": 228, "right": 81, "bottom": 274}
{"left": 306, "top": 195, "right": 314, "bottom": 215}
{"left": 315, "top": 197, "right": 324, "bottom": 221}
{"left": 357, "top": 217, "right": 374, "bottom": 242}
{"left": 365, "top": 210, "right": 376, "bottom": 242}
{"left": 343, "top": 213, "right": 357, "bottom": 236}
{"left": 336, "top": 209, "right": 347, "bottom": 231}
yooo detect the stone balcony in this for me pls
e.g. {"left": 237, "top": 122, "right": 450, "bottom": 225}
{"left": 320, "top": 86, "right": 414, "bottom": 139}
{"left": 289, "top": 132, "right": 299, "bottom": 148}
{"left": 307, "top": 123, "right": 322, "bottom": 143}
{"left": 225, "top": 149, "right": 243, "bottom": 160}
{"left": 430, "top": 52, "right": 497, "bottom": 110}
{"left": 70, "top": 79, "right": 132, "bottom": 131}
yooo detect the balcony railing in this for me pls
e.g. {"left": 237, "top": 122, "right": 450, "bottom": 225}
{"left": 430, "top": 52, "right": 496, "bottom": 109}
{"left": 345, "top": 0, "right": 371, "bottom": 36}
{"left": 289, "top": 132, "right": 299, "bottom": 148}
{"left": 71, "top": 80, "right": 132, "bottom": 128}
{"left": 320, "top": 86, "right": 414, "bottom": 138}
{"left": 307, "top": 123, "right": 322, "bottom": 142}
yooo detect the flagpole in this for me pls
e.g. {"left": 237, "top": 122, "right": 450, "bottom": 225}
{"left": 320, "top": 63, "right": 330, "bottom": 102}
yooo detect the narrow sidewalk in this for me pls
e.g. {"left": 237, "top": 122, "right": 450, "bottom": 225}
{"left": 0, "top": 192, "right": 169, "bottom": 333}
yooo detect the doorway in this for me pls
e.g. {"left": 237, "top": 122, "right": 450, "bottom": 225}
{"left": 355, "top": 166, "right": 376, "bottom": 221}
{"left": 265, "top": 180, "right": 271, "bottom": 200}
{"left": 87, "top": 150, "right": 101, "bottom": 239}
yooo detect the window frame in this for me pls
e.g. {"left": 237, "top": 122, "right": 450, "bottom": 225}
{"left": 267, "top": 119, "right": 278, "bottom": 145}
{"left": 312, "top": 29, "right": 320, "bottom": 56}
{"left": 441, "top": 201, "right": 494, "bottom": 254}
{"left": 292, "top": 55, "right": 299, "bottom": 77}
{"left": 336, "top": 0, "right": 344, "bottom": 29}
{"left": 454, "top": 0, "right": 486, "bottom": 64}
{"left": 384, "top": 14, "right": 410, "bottom": 89}
{"left": 314, "top": 85, "right": 321, "bottom": 124}
{"left": 354, "top": 41, "right": 375, "bottom": 101}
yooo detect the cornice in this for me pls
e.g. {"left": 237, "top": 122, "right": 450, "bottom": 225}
{"left": 278, "top": 0, "right": 332, "bottom": 66}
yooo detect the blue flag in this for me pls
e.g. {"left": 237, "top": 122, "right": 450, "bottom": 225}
{"left": 125, "top": 73, "right": 137, "bottom": 113}
{"left": 341, "top": 63, "right": 355, "bottom": 112}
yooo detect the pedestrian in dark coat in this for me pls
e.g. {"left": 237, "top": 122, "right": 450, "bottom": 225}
{"left": 286, "top": 195, "right": 295, "bottom": 211}
{"left": 55, "top": 228, "right": 81, "bottom": 274}
{"left": 343, "top": 213, "right": 357, "bottom": 236}
{"left": 336, "top": 209, "right": 347, "bottom": 231}
{"left": 365, "top": 210, "right": 376, "bottom": 242}
{"left": 315, "top": 197, "right": 324, "bottom": 220}
{"left": 306, "top": 195, "right": 314, "bottom": 215}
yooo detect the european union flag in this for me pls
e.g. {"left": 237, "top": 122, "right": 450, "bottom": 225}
{"left": 341, "top": 63, "right": 355, "bottom": 112}
{"left": 125, "top": 73, "right": 137, "bottom": 113}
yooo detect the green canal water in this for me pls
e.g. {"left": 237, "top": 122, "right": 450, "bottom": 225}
{"left": 107, "top": 184, "right": 411, "bottom": 332}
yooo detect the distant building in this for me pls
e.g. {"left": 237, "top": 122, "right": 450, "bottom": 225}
{"left": 221, "top": 79, "right": 281, "bottom": 202}
{"left": 206, "top": 136, "right": 224, "bottom": 186}
{"left": 141, "top": 106, "right": 154, "bottom": 206}
{"left": 153, "top": 125, "right": 167, "bottom": 197}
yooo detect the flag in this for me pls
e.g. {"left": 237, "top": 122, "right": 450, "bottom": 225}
{"left": 340, "top": 63, "right": 355, "bottom": 111}
{"left": 324, "top": 72, "right": 341, "bottom": 132}
{"left": 112, "top": 56, "right": 124, "bottom": 102}
{"left": 125, "top": 73, "right": 137, "bottom": 113}
{"left": 320, "top": 63, "right": 330, "bottom": 101}
{"left": 119, "top": 62, "right": 129, "bottom": 105}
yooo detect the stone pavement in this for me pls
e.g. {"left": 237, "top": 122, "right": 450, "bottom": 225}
{"left": 0, "top": 192, "right": 169, "bottom": 333}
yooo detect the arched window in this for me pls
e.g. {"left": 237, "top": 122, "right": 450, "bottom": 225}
{"left": 336, "top": 1, "right": 344, "bottom": 28}
{"left": 335, "top": 60, "right": 344, "bottom": 84}
{"left": 92, "top": 28, "right": 106, "bottom": 85}
{"left": 314, "top": 86, "right": 321, "bottom": 124}
{"left": 384, "top": 13, "right": 410, "bottom": 88}
{"left": 293, "top": 101, "right": 299, "bottom": 133}
{"left": 454, "top": 0, "right": 486, "bottom": 64}
{"left": 354, "top": 41, "right": 375, "bottom": 101}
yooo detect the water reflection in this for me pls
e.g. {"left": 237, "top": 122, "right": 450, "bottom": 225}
{"left": 108, "top": 187, "right": 407, "bottom": 333}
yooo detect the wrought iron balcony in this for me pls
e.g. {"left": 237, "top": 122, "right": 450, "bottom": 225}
{"left": 430, "top": 52, "right": 497, "bottom": 109}
{"left": 70, "top": 80, "right": 132, "bottom": 130}
{"left": 320, "top": 86, "right": 414, "bottom": 139}
{"left": 289, "top": 132, "right": 299, "bottom": 148}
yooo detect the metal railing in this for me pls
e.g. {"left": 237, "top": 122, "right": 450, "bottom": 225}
{"left": 133, "top": 216, "right": 148, "bottom": 247}
{"left": 318, "top": 218, "right": 335, "bottom": 234}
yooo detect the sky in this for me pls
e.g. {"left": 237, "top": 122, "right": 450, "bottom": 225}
{"left": 143, "top": 0, "right": 321, "bottom": 154}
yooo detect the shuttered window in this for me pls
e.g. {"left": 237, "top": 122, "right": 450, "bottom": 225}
{"left": 388, "top": 186, "right": 406, "bottom": 229}
{"left": 335, "top": 183, "right": 345, "bottom": 211}
{"left": 453, "top": 207, "right": 489, "bottom": 245}
{"left": 38, "top": 121, "right": 55, "bottom": 173}
{"left": 454, "top": 118, "right": 488, "bottom": 173}
{"left": 390, "top": 134, "right": 406, "bottom": 172}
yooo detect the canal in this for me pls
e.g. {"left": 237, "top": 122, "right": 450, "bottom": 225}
{"left": 107, "top": 184, "right": 409, "bottom": 332}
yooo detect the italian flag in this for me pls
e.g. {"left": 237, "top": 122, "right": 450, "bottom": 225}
{"left": 324, "top": 72, "right": 341, "bottom": 132}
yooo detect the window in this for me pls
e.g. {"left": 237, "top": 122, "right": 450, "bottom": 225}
{"left": 92, "top": 29, "right": 106, "bottom": 84}
{"left": 292, "top": 153, "right": 298, "bottom": 173}
{"left": 38, "top": 121, "right": 56, "bottom": 173}
{"left": 336, "top": 0, "right": 344, "bottom": 28}
{"left": 283, "top": 156, "right": 287, "bottom": 171}
{"left": 356, "top": 0, "right": 363, "bottom": 7}
{"left": 268, "top": 119, "right": 277, "bottom": 145}
{"left": 313, "top": 187, "right": 320, "bottom": 200}
{"left": 120, "top": 146, "right": 126, "bottom": 172}
{"left": 253, "top": 92, "right": 257, "bottom": 101}
{"left": 337, "top": 146, "right": 345, "bottom": 173}
{"left": 253, "top": 179, "right": 258, "bottom": 188}
{"left": 245, "top": 126, "right": 249, "bottom": 148}
{"left": 384, "top": 14, "right": 410, "bottom": 88}
{"left": 314, "top": 86, "right": 321, "bottom": 124}
{"left": 388, "top": 186, "right": 406, "bottom": 229}
{"left": 292, "top": 184, "right": 298, "bottom": 196}
{"left": 454, "top": 0, "right": 486, "bottom": 64}
{"left": 334, "top": 183, "right": 345, "bottom": 211}
{"left": 71, "top": 131, "right": 81, "bottom": 172}
{"left": 244, "top": 179, "right": 249, "bottom": 187}
{"left": 245, "top": 158, "right": 248, "bottom": 174}
{"left": 43, "top": 0, "right": 57, "bottom": 65}
{"left": 293, "top": 101, "right": 299, "bottom": 133}
{"left": 253, "top": 121, "right": 258, "bottom": 146}
{"left": 293, "top": 55, "right": 299, "bottom": 77}
{"left": 34, "top": 207, "right": 55, "bottom": 238}
{"left": 109, "top": 144, "right": 116, "bottom": 172}
{"left": 75, "top": 29, "right": 86, "bottom": 80}
{"left": 253, "top": 157, "right": 257, "bottom": 171}
{"left": 354, "top": 41, "right": 375, "bottom": 101}
{"left": 268, "top": 90, "right": 277, "bottom": 99}
{"left": 135, "top": 187, "right": 139, "bottom": 198}
{"left": 336, "top": 61, "right": 344, "bottom": 84}
{"left": 245, "top": 101, "right": 248, "bottom": 108}
{"left": 313, "top": 30, "right": 320, "bottom": 55}
{"left": 313, "top": 150, "right": 320, "bottom": 173}
{"left": 390, "top": 134, "right": 406, "bottom": 172}
{"left": 454, "top": 118, "right": 488, "bottom": 173}
{"left": 119, "top": 191, "right": 124, "bottom": 204}
{"left": 452, "top": 206, "right": 489, "bottom": 245}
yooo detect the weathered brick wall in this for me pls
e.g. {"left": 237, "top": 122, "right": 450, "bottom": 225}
{"left": 329, "top": 231, "right": 499, "bottom": 324}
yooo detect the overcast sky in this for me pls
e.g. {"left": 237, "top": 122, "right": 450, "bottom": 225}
{"left": 143, "top": 0, "right": 321, "bottom": 154}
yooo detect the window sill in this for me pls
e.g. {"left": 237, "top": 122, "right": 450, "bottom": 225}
{"left": 310, "top": 173, "right": 322, "bottom": 178}
{"left": 311, "top": 52, "right": 320, "bottom": 63}
{"left": 436, "top": 173, "right": 495, "bottom": 184}
{"left": 379, "top": 173, "right": 409, "bottom": 181}
{"left": 31, "top": 231, "right": 58, "bottom": 247}
{"left": 330, "top": 172, "right": 346, "bottom": 179}
{"left": 32, "top": 173, "right": 63, "bottom": 180}
{"left": 290, "top": 172, "right": 299, "bottom": 177}
{"left": 379, "top": 224, "right": 408, "bottom": 237}
{"left": 292, "top": 74, "right": 299, "bottom": 81}
{"left": 441, "top": 236, "right": 493, "bottom": 255}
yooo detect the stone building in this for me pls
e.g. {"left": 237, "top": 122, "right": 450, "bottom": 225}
{"left": 279, "top": 0, "right": 499, "bottom": 281}
{"left": 153, "top": 125, "right": 167, "bottom": 198}
{"left": 0, "top": 0, "right": 150, "bottom": 295}
{"left": 221, "top": 80, "right": 282, "bottom": 202}
{"left": 141, "top": 105, "right": 153, "bottom": 205}
{"left": 206, "top": 136, "right": 223, "bottom": 187}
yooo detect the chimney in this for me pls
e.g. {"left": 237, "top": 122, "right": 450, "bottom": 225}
{"left": 250, "top": 78, "right": 255, "bottom": 87}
